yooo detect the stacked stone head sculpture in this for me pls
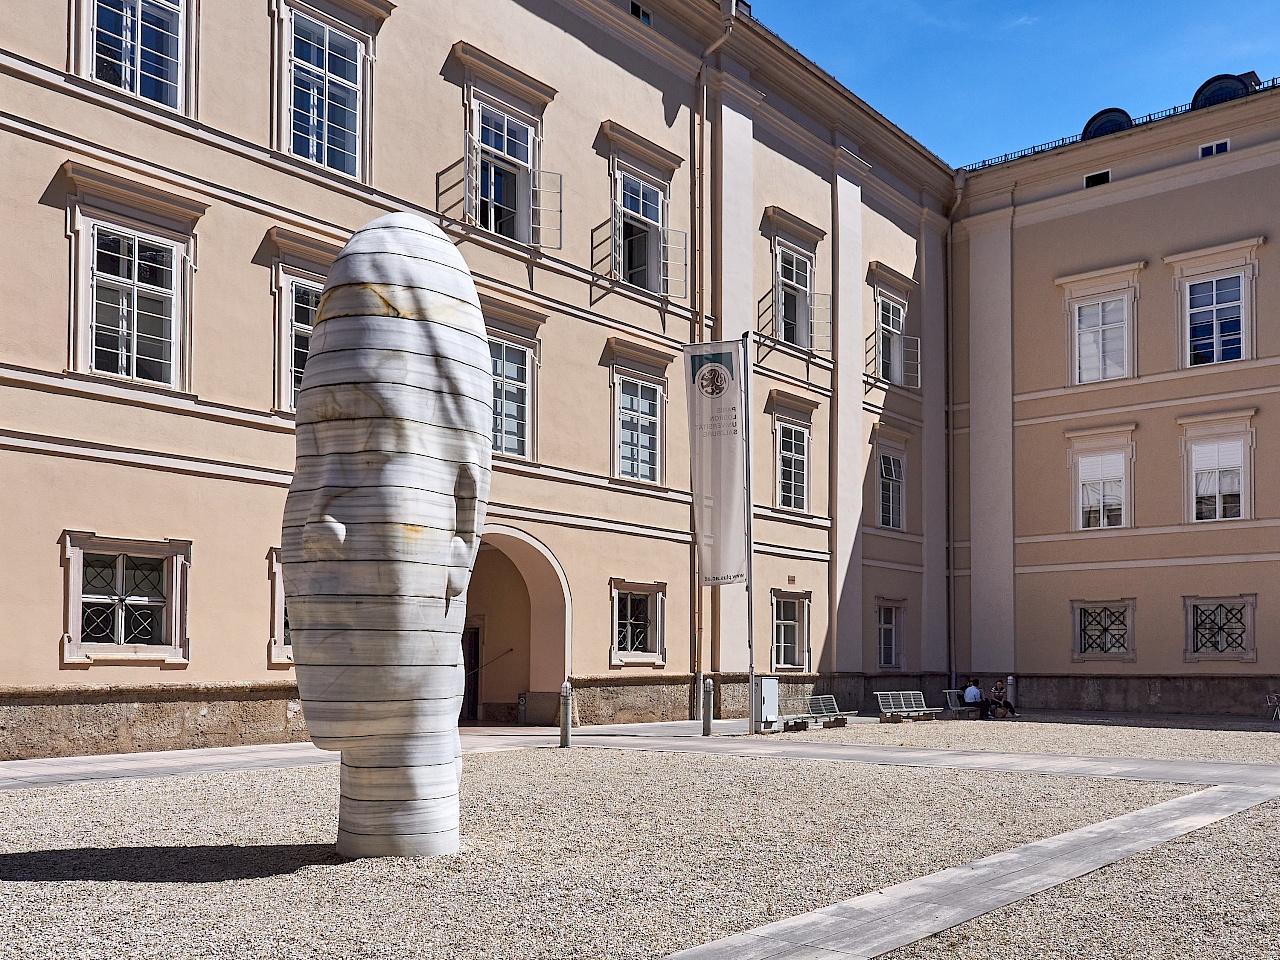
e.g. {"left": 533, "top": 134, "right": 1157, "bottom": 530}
{"left": 282, "top": 212, "right": 492, "bottom": 858}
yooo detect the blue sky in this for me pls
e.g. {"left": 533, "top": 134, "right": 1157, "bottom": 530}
{"left": 749, "top": 0, "right": 1280, "bottom": 168}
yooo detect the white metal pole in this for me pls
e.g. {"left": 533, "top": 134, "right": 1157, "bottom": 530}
{"left": 741, "top": 332, "right": 757, "bottom": 734}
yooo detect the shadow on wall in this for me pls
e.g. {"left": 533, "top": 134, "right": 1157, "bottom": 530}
{"left": 0, "top": 843, "right": 342, "bottom": 882}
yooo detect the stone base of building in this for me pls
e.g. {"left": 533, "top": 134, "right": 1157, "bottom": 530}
{"left": 1017, "top": 674, "right": 1280, "bottom": 718}
{"left": 0, "top": 681, "right": 309, "bottom": 761}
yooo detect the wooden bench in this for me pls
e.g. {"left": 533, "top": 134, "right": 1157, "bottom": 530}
{"left": 875, "top": 690, "right": 943, "bottom": 722}
{"left": 777, "top": 694, "right": 859, "bottom": 732}
{"left": 944, "top": 689, "right": 981, "bottom": 720}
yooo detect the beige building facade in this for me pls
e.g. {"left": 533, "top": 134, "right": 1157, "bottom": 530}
{"left": 0, "top": 1, "right": 1273, "bottom": 758}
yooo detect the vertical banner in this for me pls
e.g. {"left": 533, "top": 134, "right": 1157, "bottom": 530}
{"left": 684, "top": 339, "right": 750, "bottom": 586}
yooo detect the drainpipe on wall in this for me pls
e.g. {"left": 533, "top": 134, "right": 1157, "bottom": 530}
{"left": 944, "top": 168, "right": 966, "bottom": 692}
{"left": 691, "top": 0, "right": 736, "bottom": 714}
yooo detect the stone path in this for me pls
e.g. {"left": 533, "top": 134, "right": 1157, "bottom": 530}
{"left": 4, "top": 720, "right": 1278, "bottom": 959}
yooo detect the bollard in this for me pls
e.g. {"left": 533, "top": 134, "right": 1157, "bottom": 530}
{"left": 1007, "top": 675, "right": 1016, "bottom": 714}
{"left": 702, "top": 677, "right": 714, "bottom": 737}
{"left": 559, "top": 680, "right": 572, "bottom": 748}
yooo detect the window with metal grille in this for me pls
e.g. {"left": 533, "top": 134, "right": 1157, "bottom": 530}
{"left": 877, "top": 604, "right": 900, "bottom": 667}
{"left": 289, "top": 11, "right": 362, "bottom": 177}
{"left": 490, "top": 339, "right": 530, "bottom": 457}
{"left": 1191, "top": 603, "right": 1248, "bottom": 653}
{"left": 1078, "top": 605, "right": 1128, "bottom": 655}
{"left": 773, "top": 594, "right": 806, "bottom": 669}
{"left": 880, "top": 453, "right": 904, "bottom": 529}
{"left": 1075, "top": 297, "right": 1127, "bottom": 383}
{"left": 93, "top": 0, "right": 183, "bottom": 109}
{"left": 1188, "top": 274, "right": 1242, "bottom": 366}
{"left": 1079, "top": 452, "right": 1125, "bottom": 529}
{"left": 90, "top": 224, "right": 178, "bottom": 386}
{"left": 777, "top": 422, "right": 808, "bottom": 511}
{"left": 81, "top": 553, "right": 167, "bottom": 646}
{"left": 1192, "top": 440, "right": 1243, "bottom": 521}
{"left": 616, "top": 375, "right": 661, "bottom": 482}
{"left": 290, "top": 281, "right": 320, "bottom": 408}
{"left": 611, "top": 581, "right": 664, "bottom": 662}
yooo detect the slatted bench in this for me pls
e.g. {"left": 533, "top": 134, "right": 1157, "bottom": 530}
{"left": 875, "top": 690, "right": 943, "bottom": 722}
{"left": 777, "top": 694, "right": 859, "bottom": 732}
{"left": 944, "top": 689, "right": 981, "bottom": 720}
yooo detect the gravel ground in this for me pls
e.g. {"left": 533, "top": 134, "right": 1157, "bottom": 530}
{"left": 782, "top": 718, "right": 1280, "bottom": 764}
{"left": 883, "top": 797, "right": 1280, "bottom": 960}
{"left": 0, "top": 748, "right": 1185, "bottom": 960}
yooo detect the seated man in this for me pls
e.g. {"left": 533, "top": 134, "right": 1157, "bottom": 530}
{"left": 990, "top": 678, "right": 1020, "bottom": 718}
{"left": 963, "top": 679, "right": 993, "bottom": 719}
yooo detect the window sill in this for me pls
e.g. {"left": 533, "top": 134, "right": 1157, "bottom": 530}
{"left": 82, "top": 75, "right": 190, "bottom": 119}
{"left": 279, "top": 149, "right": 367, "bottom": 188}
{"left": 611, "top": 654, "right": 665, "bottom": 668}
{"left": 773, "top": 664, "right": 808, "bottom": 673}
{"left": 1190, "top": 517, "right": 1247, "bottom": 525}
{"left": 63, "top": 637, "right": 189, "bottom": 665}
{"left": 269, "top": 649, "right": 295, "bottom": 667}
{"left": 1184, "top": 650, "right": 1257, "bottom": 663}
{"left": 1071, "top": 651, "right": 1137, "bottom": 663}
{"left": 75, "top": 368, "right": 188, "bottom": 398}
{"left": 609, "top": 475, "right": 667, "bottom": 492}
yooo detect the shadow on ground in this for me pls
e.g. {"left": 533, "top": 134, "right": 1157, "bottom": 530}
{"left": 0, "top": 843, "right": 343, "bottom": 882}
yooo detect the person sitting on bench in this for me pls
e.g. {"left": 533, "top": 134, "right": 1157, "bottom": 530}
{"left": 990, "top": 679, "right": 1019, "bottom": 717}
{"left": 963, "top": 679, "right": 993, "bottom": 719}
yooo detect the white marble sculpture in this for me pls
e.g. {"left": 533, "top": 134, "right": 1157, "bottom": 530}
{"left": 282, "top": 212, "right": 492, "bottom": 858}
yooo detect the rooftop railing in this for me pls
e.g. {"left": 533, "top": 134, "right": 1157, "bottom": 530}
{"left": 965, "top": 75, "right": 1280, "bottom": 171}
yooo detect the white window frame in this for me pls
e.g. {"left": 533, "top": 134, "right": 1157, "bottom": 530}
{"left": 1163, "top": 238, "right": 1262, "bottom": 371}
{"left": 876, "top": 601, "right": 903, "bottom": 669}
{"left": 489, "top": 332, "right": 536, "bottom": 460}
{"left": 774, "top": 242, "right": 811, "bottom": 348}
{"left": 74, "top": 0, "right": 199, "bottom": 116}
{"left": 879, "top": 451, "right": 904, "bottom": 531}
{"left": 775, "top": 418, "right": 809, "bottom": 513}
{"left": 1199, "top": 139, "right": 1230, "bottom": 158}
{"left": 612, "top": 369, "right": 665, "bottom": 485}
{"left": 771, "top": 590, "right": 811, "bottom": 672}
{"left": 273, "top": 266, "right": 323, "bottom": 412}
{"left": 608, "top": 163, "right": 687, "bottom": 299}
{"left": 1073, "top": 296, "right": 1129, "bottom": 384}
{"left": 1055, "top": 261, "right": 1142, "bottom": 387}
{"left": 1179, "top": 409, "right": 1255, "bottom": 524}
{"left": 1066, "top": 425, "right": 1135, "bottom": 533}
{"left": 271, "top": 0, "right": 377, "bottom": 183}
{"left": 610, "top": 579, "right": 665, "bottom": 666}
{"left": 1071, "top": 598, "right": 1136, "bottom": 663}
{"left": 267, "top": 547, "right": 292, "bottom": 665}
{"left": 1183, "top": 594, "right": 1256, "bottom": 663}
{"left": 61, "top": 531, "right": 191, "bottom": 665}
{"left": 1076, "top": 451, "right": 1127, "bottom": 530}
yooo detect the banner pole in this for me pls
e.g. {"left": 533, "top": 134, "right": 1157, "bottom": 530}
{"left": 741, "top": 331, "right": 756, "bottom": 734}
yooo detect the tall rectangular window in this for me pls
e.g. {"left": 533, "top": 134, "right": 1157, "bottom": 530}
{"left": 1079, "top": 452, "right": 1125, "bottom": 529}
{"left": 611, "top": 580, "right": 664, "bottom": 663}
{"left": 1188, "top": 274, "right": 1242, "bottom": 366}
{"left": 879, "top": 453, "right": 903, "bottom": 529}
{"left": 619, "top": 172, "right": 662, "bottom": 290}
{"left": 777, "top": 423, "right": 808, "bottom": 512}
{"left": 490, "top": 340, "right": 529, "bottom": 458}
{"left": 1075, "top": 297, "right": 1126, "bottom": 383}
{"left": 290, "top": 281, "right": 320, "bottom": 407}
{"left": 616, "top": 375, "right": 661, "bottom": 482}
{"left": 773, "top": 594, "right": 807, "bottom": 670}
{"left": 877, "top": 604, "right": 900, "bottom": 667}
{"left": 477, "top": 104, "right": 532, "bottom": 240}
{"left": 90, "top": 224, "right": 178, "bottom": 386}
{"left": 289, "top": 11, "right": 362, "bottom": 177}
{"left": 777, "top": 248, "right": 812, "bottom": 347}
{"left": 94, "top": 0, "right": 182, "bottom": 109}
{"left": 879, "top": 295, "right": 904, "bottom": 382}
{"left": 1192, "top": 440, "right": 1243, "bottom": 521}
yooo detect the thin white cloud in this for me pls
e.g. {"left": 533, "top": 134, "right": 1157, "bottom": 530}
{"left": 1006, "top": 15, "right": 1039, "bottom": 27}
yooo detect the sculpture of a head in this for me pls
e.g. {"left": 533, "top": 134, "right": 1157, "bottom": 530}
{"left": 282, "top": 212, "right": 492, "bottom": 858}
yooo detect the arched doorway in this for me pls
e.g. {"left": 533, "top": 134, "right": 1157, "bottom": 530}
{"left": 463, "top": 525, "right": 572, "bottom": 724}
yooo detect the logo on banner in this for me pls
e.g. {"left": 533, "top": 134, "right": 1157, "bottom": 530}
{"left": 690, "top": 351, "right": 735, "bottom": 400}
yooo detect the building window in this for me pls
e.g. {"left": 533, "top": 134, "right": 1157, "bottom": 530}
{"left": 611, "top": 580, "right": 665, "bottom": 664}
{"left": 873, "top": 293, "right": 920, "bottom": 387}
{"left": 772, "top": 592, "right": 809, "bottom": 670}
{"left": 465, "top": 97, "right": 563, "bottom": 247}
{"left": 287, "top": 10, "right": 363, "bottom": 177}
{"left": 1084, "top": 170, "right": 1111, "bottom": 188}
{"left": 289, "top": 280, "right": 320, "bottom": 407}
{"left": 89, "top": 223, "right": 181, "bottom": 386}
{"left": 610, "top": 169, "right": 685, "bottom": 297}
{"left": 777, "top": 422, "right": 808, "bottom": 512}
{"left": 1075, "top": 297, "right": 1127, "bottom": 383}
{"left": 630, "top": 2, "right": 652, "bottom": 24}
{"left": 615, "top": 374, "right": 662, "bottom": 483}
{"left": 490, "top": 338, "right": 530, "bottom": 458}
{"left": 61, "top": 531, "right": 191, "bottom": 664}
{"left": 1079, "top": 452, "right": 1125, "bottom": 529}
{"left": 1071, "top": 599, "right": 1136, "bottom": 662}
{"left": 1200, "top": 140, "right": 1229, "bottom": 158}
{"left": 1184, "top": 594, "right": 1256, "bottom": 662}
{"left": 267, "top": 547, "right": 292, "bottom": 665}
{"left": 92, "top": 0, "right": 184, "bottom": 108}
{"left": 877, "top": 603, "right": 901, "bottom": 668}
{"left": 879, "top": 453, "right": 904, "bottom": 529}
{"left": 1187, "top": 274, "right": 1243, "bottom": 366}
{"left": 777, "top": 247, "right": 811, "bottom": 347}
{"left": 1192, "top": 440, "right": 1243, "bottom": 521}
